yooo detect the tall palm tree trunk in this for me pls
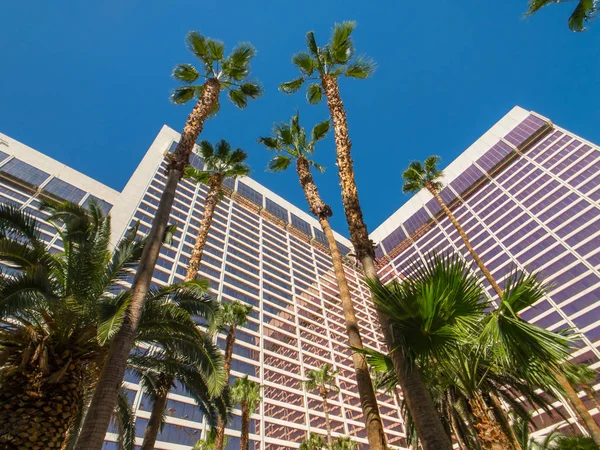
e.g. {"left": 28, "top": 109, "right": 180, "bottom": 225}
{"left": 428, "top": 185, "right": 504, "bottom": 299}
{"left": 140, "top": 375, "right": 172, "bottom": 450}
{"left": 296, "top": 157, "right": 387, "bottom": 450}
{"left": 487, "top": 392, "right": 522, "bottom": 450}
{"left": 186, "top": 175, "right": 223, "bottom": 280}
{"left": 76, "top": 78, "right": 221, "bottom": 450}
{"left": 554, "top": 370, "right": 600, "bottom": 445}
{"left": 0, "top": 366, "right": 85, "bottom": 450}
{"left": 215, "top": 327, "right": 235, "bottom": 450}
{"left": 321, "top": 389, "right": 333, "bottom": 450}
{"left": 469, "top": 394, "right": 510, "bottom": 450}
{"left": 321, "top": 75, "right": 453, "bottom": 450}
{"left": 240, "top": 400, "right": 250, "bottom": 450}
{"left": 141, "top": 175, "right": 223, "bottom": 450}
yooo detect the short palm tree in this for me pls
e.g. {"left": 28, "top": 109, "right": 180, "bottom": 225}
{"left": 0, "top": 202, "right": 222, "bottom": 449}
{"left": 77, "top": 31, "right": 262, "bottom": 450}
{"left": 280, "top": 24, "right": 449, "bottom": 449}
{"left": 213, "top": 300, "right": 253, "bottom": 450}
{"left": 259, "top": 112, "right": 387, "bottom": 448}
{"left": 300, "top": 433, "right": 327, "bottom": 450}
{"left": 231, "top": 376, "right": 261, "bottom": 450}
{"left": 184, "top": 139, "right": 250, "bottom": 280}
{"left": 403, "top": 156, "right": 600, "bottom": 444}
{"left": 193, "top": 428, "right": 227, "bottom": 450}
{"left": 130, "top": 281, "right": 227, "bottom": 450}
{"left": 526, "top": 0, "right": 598, "bottom": 31}
{"left": 303, "top": 364, "right": 340, "bottom": 450}
{"left": 332, "top": 437, "right": 359, "bottom": 450}
{"left": 402, "top": 155, "right": 504, "bottom": 299}
{"left": 366, "top": 254, "right": 571, "bottom": 450}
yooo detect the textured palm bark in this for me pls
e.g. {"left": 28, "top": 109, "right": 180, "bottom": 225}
{"left": 186, "top": 174, "right": 223, "bottom": 281}
{"left": 240, "top": 400, "right": 250, "bottom": 450}
{"left": 321, "top": 389, "right": 333, "bottom": 450}
{"left": 488, "top": 392, "right": 522, "bottom": 450}
{"left": 215, "top": 327, "right": 236, "bottom": 450}
{"left": 76, "top": 78, "right": 221, "bottom": 450}
{"left": 297, "top": 157, "right": 387, "bottom": 449}
{"left": 554, "top": 369, "right": 600, "bottom": 446}
{"left": 469, "top": 395, "right": 510, "bottom": 450}
{"left": 429, "top": 185, "right": 504, "bottom": 300}
{"left": 322, "top": 75, "right": 452, "bottom": 450}
{"left": 321, "top": 76, "right": 374, "bottom": 262}
{"left": 0, "top": 365, "right": 85, "bottom": 450}
{"left": 140, "top": 374, "right": 172, "bottom": 450}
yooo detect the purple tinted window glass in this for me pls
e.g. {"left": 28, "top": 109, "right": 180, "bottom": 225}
{"left": 223, "top": 177, "right": 235, "bottom": 189}
{"left": 291, "top": 213, "right": 312, "bottom": 236}
{"left": 425, "top": 197, "right": 442, "bottom": 217}
{"left": 438, "top": 186, "right": 457, "bottom": 206}
{"left": 534, "top": 311, "right": 562, "bottom": 329}
{"left": 0, "top": 151, "right": 8, "bottom": 163}
{"left": 556, "top": 210, "right": 596, "bottom": 239}
{"left": 83, "top": 195, "right": 113, "bottom": 214}
{"left": 237, "top": 182, "right": 263, "bottom": 206}
{"left": 189, "top": 152, "right": 204, "bottom": 169}
{"left": 313, "top": 227, "right": 327, "bottom": 244}
{"left": 0, "top": 158, "right": 49, "bottom": 187}
{"left": 573, "top": 308, "right": 600, "bottom": 329}
{"left": 265, "top": 198, "right": 288, "bottom": 222}
{"left": 382, "top": 227, "right": 407, "bottom": 252}
{"left": 337, "top": 242, "right": 351, "bottom": 256}
{"left": 43, "top": 178, "right": 86, "bottom": 203}
{"left": 375, "top": 244, "right": 385, "bottom": 259}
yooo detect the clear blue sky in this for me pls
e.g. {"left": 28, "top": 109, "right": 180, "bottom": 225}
{"left": 1, "top": 1, "right": 599, "bottom": 237}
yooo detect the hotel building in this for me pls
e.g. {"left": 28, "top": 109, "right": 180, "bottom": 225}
{"left": 0, "top": 105, "right": 598, "bottom": 448}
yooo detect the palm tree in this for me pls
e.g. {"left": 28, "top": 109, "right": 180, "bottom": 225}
{"left": 138, "top": 139, "right": 249, "bottom": 450}
{"left": 299, "top": 433, "right": 327, "bottom": 450}
{"left": 231, "top": 375, "right": 261, "bottom": 450}
{"left": 193, "top": 428, "right": 226, "bottom": 450}
{"left": 77, "top": 31, "right": 261, "bottom": 449}
{"left": 214, "top": 300, "right": 253, "bottom": 450}
{"left": 365, "top": 254, "right": 572, "bottom": 450}
{"left": 184, "top": 139, "right": 250, "bottom": 280}
{"left": 280, "top": 23, "right": 451, "bottom": 450}
{"left": 402, "top": 155, "right": 504, "bottom": 299}
{"left": 302, "top": 364, "right": 340, "bottom": 450}
{"left": 259, "top": 112, "right": 387, "bottom": 449}
{"left": 132, "top": 282, "right": 229, "bottom": 450}
{"left": 332, "top": 437, "right": 359, "bottom": 450}
{"left": 0, "top": 202, "right": 222, "bottom": 449}
{"left": 403, "top": 155, "right": 600, "bottom": 444}
{"left": 526, "top": 0, "right": 598, "bottom": 31}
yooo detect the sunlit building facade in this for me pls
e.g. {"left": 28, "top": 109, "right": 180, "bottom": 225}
{"left": 371, "top": 106, "right": 600, "bottom": 436}
{"left": 0, "top": 104, "right": 598, "bottom": 448}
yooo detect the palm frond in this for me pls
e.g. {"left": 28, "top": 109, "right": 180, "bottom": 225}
{"left": 310, "top": 120, "right": 330, "bottom": 143}
{"left": 184, "top": 167, "right": 211, "bottom": 185}
{"left": 267, "top": 155, "right": 293, "bottom": 173}
{"left": 279, "top": 77, "right": 305, "bottom": 94}
{"left": 239, "top": 82, "right": 263, "bottom": 99}
{"left": 306, "top": 84, "right": 323, "bottom": 104}
{"left": 329, "top": 21, "right": 356, "bottom": 64}
{"left": 344, "top": 56, "right": 376, "bottom": 79}
{"left": 172, "top": 64, "right": 200, "bottom": 84}
{"left": 292, "top": 52, "right": 315, "bottom": 76}
{"left": 257, "top": 136, "right": 282, "bottom": 150}
{"left": 228, "top": 88, "right": 247, "bottom": 109}
{"left": 170, "top": 86, "right": 197, "bottom": 105}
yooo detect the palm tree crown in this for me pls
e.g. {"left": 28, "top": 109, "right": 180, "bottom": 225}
{"left": 402, "top": 155, "right": 444, "bottom": 194}
{"left": 231, "top": 375, "right": 261, "bottom": 410}
{"left": 279, "top": 21, "right": 375, "bottom": 103}
{"left": 303, "top": 364, "right": 340, "bottom": 396}
{"left": 259, "top": 112, "right": 329, "bottom": 173}
{"left": 526, "top": 0, "right": 598, "bottom": 31}
{"left": 216, "top": 300, "right": 253, "bottom": 332}
{"left": 171, "top": 31, "right": 262, "bottom": 110}
{"left": 185, "top": 139, "right": 250, "bottom": 187}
